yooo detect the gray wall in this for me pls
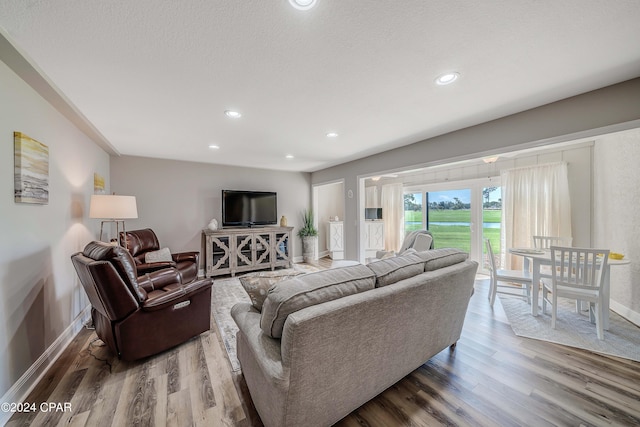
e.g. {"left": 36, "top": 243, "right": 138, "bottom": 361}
{"left": 110, "top": 156, "right": 312, "bottom": 262}
{"left": 0, "top": 59, "right": 109, "bottom": 400}
{"left": 311, "top": 78, "right": 640, "bottom": 260}
{"left": 594, "top": 129, "right": 640, "bottom": 324}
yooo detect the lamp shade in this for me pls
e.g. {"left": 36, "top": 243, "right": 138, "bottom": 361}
{"left": 89, "top": 195, "right": 138, "bottom": 219}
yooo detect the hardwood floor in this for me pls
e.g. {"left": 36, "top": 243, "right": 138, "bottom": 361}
{"left": 8, "top": 258, "right": 640, "bottom": 426}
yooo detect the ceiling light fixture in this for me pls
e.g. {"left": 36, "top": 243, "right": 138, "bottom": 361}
{"left": 224, "top": 110, "right": 242, "bottom": 118}
{"left": 435, "top": 72, "right": 460, "bottom": 86}
{"left": 208, "top": 144, "right": 220, "bottom": 149}
{"left": 285, "top": 154, "right": 294, "bottom": 159}
{"left": 289, "top": 0, "right": 318, "bottom": 10}
{"left": 483, "top": 156, "right": 499, "bottom": 164}
{"left": 326, "top": 132, "right": 338, "bottom": 138}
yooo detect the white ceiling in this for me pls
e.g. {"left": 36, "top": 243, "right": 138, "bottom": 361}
{"left": 1, "top": 1, "right": 639, "bottom": 172}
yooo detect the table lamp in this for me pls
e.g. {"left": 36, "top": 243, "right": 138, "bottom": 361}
{"left": 89, "top": 194, "right": 138, "bottom": 246}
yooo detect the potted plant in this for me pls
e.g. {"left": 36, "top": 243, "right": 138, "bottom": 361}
{"left": 298, "top": 209, "right": 318, "bottom": 263}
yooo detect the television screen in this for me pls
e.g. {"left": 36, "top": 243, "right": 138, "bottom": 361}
{"left": 222, "top": 190, "right": 277, "bottom": 227}
{"left": 365, "top": 208, "right": 383, "bottom": 220}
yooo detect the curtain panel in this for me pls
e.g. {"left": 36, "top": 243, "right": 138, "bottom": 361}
{"left": 381, "top": 183, "right": 404, "bottom": 252}
{"left": 501, "top": 162, "right": 572, "bottom": 269}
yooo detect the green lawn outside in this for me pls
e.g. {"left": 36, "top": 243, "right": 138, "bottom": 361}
{"left": 404, "top": 209, "right": 501, "bottom": 264}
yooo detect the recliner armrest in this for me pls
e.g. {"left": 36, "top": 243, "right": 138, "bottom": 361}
{"left": 142, "top": 277, "right": 212, "bottom": 312}
{"left": 137, "top": 267, "right": 181, "bottom": 293}
{"left": 137, "top": 261, "right": 177, "bottom": 274}
{"left": 172, "top": 251, "right": 199, "bottom": 264}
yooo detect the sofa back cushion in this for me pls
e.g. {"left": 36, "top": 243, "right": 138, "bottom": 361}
{"left": 366, "top": 252, "right": 425, "bottom": 287}
{"left": 260, "top": 264, "right": 375, "bottom": 338}
{"left": 414, "top": 248, "right": 468, "bottom": 271}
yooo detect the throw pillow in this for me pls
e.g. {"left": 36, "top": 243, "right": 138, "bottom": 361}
{"left": 260, "top": 264, "right": 376, "bottom": 338}
{"left": 144, "top": 247, "right": 173, "bottom": 263}
{"left": 239, "top": 270, "right": 304, "bottom": 311}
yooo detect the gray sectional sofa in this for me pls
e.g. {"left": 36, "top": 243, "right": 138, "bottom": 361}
{"left": 231, "top": 248, "right": 478, "bottom": 427}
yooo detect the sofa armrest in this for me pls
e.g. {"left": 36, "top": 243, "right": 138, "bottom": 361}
{"left": 231, "top": 303, "right": 289, "bottom": 389}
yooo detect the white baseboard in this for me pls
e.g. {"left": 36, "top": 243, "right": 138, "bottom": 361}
{"left": 610, "top": 300, "right": 640, "bottom": 327}
{"left": 0, "top": 306, "right": 91, "bottom": 426}
{"left": 318, "top": 250, "right": 329, "bottom": 259}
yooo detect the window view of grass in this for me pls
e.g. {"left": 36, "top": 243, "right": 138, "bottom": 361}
{"left": 404, "top": 188, "right": 501, "bottom": 268}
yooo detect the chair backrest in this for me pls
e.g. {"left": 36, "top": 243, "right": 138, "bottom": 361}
{"left": 71, "top": 241, "right": 144, "bottom": 321}
{"left": 399, "top": 230, "right": 434, "bottom": 254}
{"left": 120, "top": 228, "right": 161, "bottom": 262}
{"left": 484, "top": 238, "right": 497, "bottom": 280}
{"left": 549, "top": 246, "right": 609, "bottom": 291}
{"left": 412, "top": 233, "right": 433, "bottom": 252}
{"left": 533, "top": 235, "right": 573, "bottom": 249}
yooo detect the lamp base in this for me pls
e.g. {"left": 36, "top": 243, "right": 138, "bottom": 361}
{"left": 99, "top": 220, "right": 128, "bottom": 249}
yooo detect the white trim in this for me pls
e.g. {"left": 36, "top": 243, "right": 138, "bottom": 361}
{"left": 610, "top": 300, "right": 640, "bottom": 327}
{"left": 0, "top": 306, "right": 91, "bottom": 426}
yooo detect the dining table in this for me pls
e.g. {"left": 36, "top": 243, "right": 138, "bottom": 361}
{"left": 508, "top": 247, "right": 630, "bottom": 329}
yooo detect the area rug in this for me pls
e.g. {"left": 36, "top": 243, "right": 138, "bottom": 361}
{"left": 499, "top": 295, "right": 640, "bottom": 362}
{"left": 211, "top": 265, "right": 320, "bottom": 371}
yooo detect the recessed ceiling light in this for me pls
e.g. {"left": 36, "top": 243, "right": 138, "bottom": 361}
{"left": 285, "top": 154, "right": 294, "bottom": 159}
{"left": 326, "top": 132, "right": 339, "bottom": 138}
{"left": 435, "top": 72, "right": 460, "bottom": 86}
{"left": 289, "top": 0, "right": 317, "bottom": 10}
{"left": 208, "top": 144, "right": 220, "bottom": 149}
{"left": 224, "top": 110, "right": 242, "bottom": 118}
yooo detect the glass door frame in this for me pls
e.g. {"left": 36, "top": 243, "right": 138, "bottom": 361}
{"left": 404, "top": 176, "right": 501, "bottom": 274}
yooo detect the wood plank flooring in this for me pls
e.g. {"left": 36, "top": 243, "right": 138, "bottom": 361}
{"left": 8, "top": 258, "right": 640, "bottom": 426}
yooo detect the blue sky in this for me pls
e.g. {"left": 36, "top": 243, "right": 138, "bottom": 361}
{"left": 408, "top": 187, "right": 501, "bottom": 205}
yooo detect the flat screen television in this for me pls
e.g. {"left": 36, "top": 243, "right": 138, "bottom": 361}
{"left": 222, "top": 190, "right": 278, "bottom": 227}
{"left": 365, "top": 208, "right": 383, "bottom": 220}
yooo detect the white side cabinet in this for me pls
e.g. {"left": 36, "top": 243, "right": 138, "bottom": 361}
{"left": 364, "top": 221, "right": 385, "bottom": 258}
{"left": 327, "top": 221, "right": 344, "bottom": 260}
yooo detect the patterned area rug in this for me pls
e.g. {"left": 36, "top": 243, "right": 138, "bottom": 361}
{"left": 211, "top": 265, "right": 320, "bottom": 371}
{"left": 499, "top": 295, "right": 640, "bottom": 362}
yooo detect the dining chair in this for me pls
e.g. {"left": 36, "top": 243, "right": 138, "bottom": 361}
{"left": 485, "top": 239, "right": 533, "bottom": 307}
{"left": 532, "top": 235, "right": 573, "bottom": 249}
{"left": 533, "top": 236, "right": 573, "bottom": 278}
{"left": 541, "top": 246, "right": 609, "bottom": 340}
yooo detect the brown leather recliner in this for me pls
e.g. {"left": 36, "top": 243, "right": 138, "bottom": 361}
{"left": 119, "top": 228, "right": 199, "bottom": 283}
{"left": 71, "top": 241, "right": 213, "bottom": 361}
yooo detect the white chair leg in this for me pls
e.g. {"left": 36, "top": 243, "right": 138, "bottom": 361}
{"left": 596, "top": 302, "right": 605, "bottom": 340}
{"left": 551, "top": 292, "right": 557, "bottom": 329}
{"left": 489, "top": 280, "right": 497, "bottom": 307}
{"left": 542, "top": 286, "right": 547, "bottom": 314}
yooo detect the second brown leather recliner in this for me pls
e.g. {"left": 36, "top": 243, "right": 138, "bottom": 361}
{"left": 119, "top": 228, "right": 199, "bottom": 283}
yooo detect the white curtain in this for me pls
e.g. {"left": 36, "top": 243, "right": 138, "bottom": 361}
{"left": 381, "top": 183, "right": 404, "bottom": 252}
{"left": 365, "top": 186, "right": 379, "bottom": 208}
{"left": 501, "top": 162, "right": 572, "bottom": 269}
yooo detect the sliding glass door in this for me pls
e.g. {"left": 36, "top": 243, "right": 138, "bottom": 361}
{"left": 405, "top": 177, "right": 501, "bottom": 272}
{"left": 427, "top": 188, "right": 472, "bottom": 251}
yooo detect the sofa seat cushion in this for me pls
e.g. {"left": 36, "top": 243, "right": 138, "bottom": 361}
{"left": 414, "top": 248, "right": 468, "bottom": 271}
{"left": 260, "top": 264, "right": 375, "bottom": 338}
{"left": 366, "top": 252, "right": 425, "bottom": 287}
{"left": 239, "top": 270, "right": 306, "bottom": 311}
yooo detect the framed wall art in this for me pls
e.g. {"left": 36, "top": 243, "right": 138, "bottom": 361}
{"left": 14, "top": 131, "right": 49, "bottom": 204}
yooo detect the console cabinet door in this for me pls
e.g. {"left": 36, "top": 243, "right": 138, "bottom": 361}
{"left": 206, "top": 234, "right": 231, "bottom": 276}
